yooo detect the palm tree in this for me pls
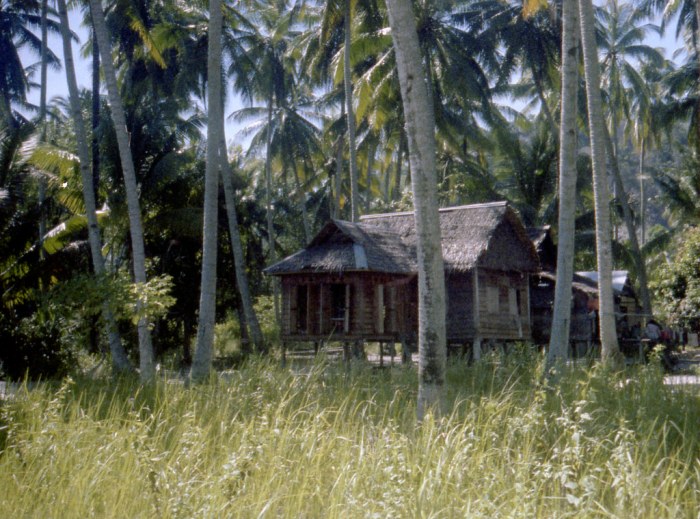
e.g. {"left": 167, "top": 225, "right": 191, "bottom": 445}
{"left": 597, "top": 0, "right": 663, "bottom": 156}
{"left": 230, "top": 1, "right": 302, "bottom": 319}
{"left": 0, "top": 0, "right": 60, "bottom": 126}
{"left": 0, "top": 121, "right": 44, "bottom": 309}
{"left": 343, "top": 0, "right": 359, "bottom": 221}
{"left": 457, "top": 0, "right": 561, "bottom": 133}
{"left": 56, "top": 0, "right": 131, "bottom": 373}
{"left": 578, "top": 0, "right": 620, "bottom": 361}
{"left": 595, "top": 0, "right": 663, "bottom": 320}
{"left": 385, "top": 0, "right": 446, "bottom": 420}
{"left": 549, "top": 0, "right": 580, "bottom": 363}
{"left": 190, "top": 0, "right": 223, "bottom": 381}
{"left": 37, "top": 0, "right": 49, "bottom": 257}
{"left": 629, "top": 60, "right": 673, "bottom": 245}
{"left": 491, "top": 116, "right": 558, "bottom": 227}
{"left": 638, "top": 0, "right": 700, "bottom": 153}
{"left": 235, "top": 88, "right": 323, "bottom": 241}
{"left": 302, "top": 0, "right": 375, "bottom": 221}
{"left": 218, "top": 120, "right": 265, "bottom": 354}
{"left": 89, "top": 0, "right": 154, "bottom": 381}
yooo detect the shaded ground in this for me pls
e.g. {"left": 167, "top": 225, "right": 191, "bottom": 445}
{"left": 673, "top": 346, "right": 700, "bottom": 371}
{"left": 664, "top": 347, "right": 700, "bottom": 387}
{"left": 3, "top": 347, "right": 700, "bottom": 399}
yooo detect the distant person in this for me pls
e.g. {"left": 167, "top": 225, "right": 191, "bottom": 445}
{"left": 645, "top": 319, "right": 677, "bottom": 370}
{"left": 661, "top": 325, "right": 673, "bottom": 347}
{"left": 645, "top": 319, "right": 661, "bottom": 344}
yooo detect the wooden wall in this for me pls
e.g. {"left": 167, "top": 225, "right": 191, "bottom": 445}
{"left": 476, "top": 269, "right": 531, "bottom": 341}
{"left": 279, "top": 268, "right": 534, "bottom": 344}
{"left": 445, "top": 273, "right": 475, "bottom": 341}
{"left": 279, "top": 272, "right": 414, "bottom": 341}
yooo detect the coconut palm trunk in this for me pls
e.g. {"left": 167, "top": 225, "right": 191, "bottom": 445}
{"left": 548, "top": 0, "right": 579, "bottom": 363}
{"left": 578, "top": 0, "right": 620, "bottom": 360}
{"left": 292, "top": 161, "right": 311, "bottom": 244}
{"left": 38, "top": 0, "right": 48, "bottom": 259}
{"left": 89, "top": 0, "right": 154, "bottom": 381}
{"left": 365, "top": 141, "right": 376, "bottom": 214}
{"left": 531, "top": 62, "right": 558, "bottom": 136}
{"left": 264, "top": 91, "right": 280, "bottom": 321}
{"left": 334, "top": 131, "right": 344, "bottom": 218}
{"left": 639, "top": 137, "right": 646, "bottom": 245}
{"left": 696, "top": 0, "right": 700, "bottom": 155}
{"left": 385, "top": 0, "right": 447, "bottom": 420}
{"left": 58, "top": 0, "right": 131, "bottom": 374}
{"left": 218, "top": 118, "right": 265, "bottom": 354}
{"left": 603, "top": 125, "right": 653, "bottom": 319}
{"left": 91, "top": 26, "right": 100, "bottom": 203}
{"left": 190, "top": 0, "right": 223, "bottom": 380}
{"left": 344, "top": 0, "right": 360, "bottom": 222}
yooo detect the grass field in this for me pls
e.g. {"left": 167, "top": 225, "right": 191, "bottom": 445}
{"left": 1, "top": 350, "right": 698, "bottom": 518}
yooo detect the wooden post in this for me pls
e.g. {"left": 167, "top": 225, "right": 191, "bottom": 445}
{"left": 344, "top": 284, "right": 351, "bottom": 333}
{"left": 525, "top": 273, "right": 532, "bottom": 335}
{"left": 281, "top": 341, "right": 287, "bottom": 367}
{"left": 351, "top": 340, "right": 364, "bottom": 359}
{"left": 306, "top": 285, "right": 311, "bottom": 334}
{"left": 320, "top": 283, "right": 325, "bottom": 335}
{"left": 473, "top": 337, "right": 482, "bottom": 361}
{"left": 376, "top": 284, "right": 385, "bottom": 333}
{"left": 473, "top": 268, "right": 482, "bottom": 361}
{"left": 379, "top": 342, "right": 384, "bottom": 367}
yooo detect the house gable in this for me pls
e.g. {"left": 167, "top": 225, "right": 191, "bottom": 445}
{"left": 479, "top": 217, "right": 540, "bottom": 272}
{"left": 527, "top": 226, "right": 557, "bottom": 271}
{"left": 265, "top": 220, "right": 413, "bottom": 275}
{"left": 361, "top": 201, "right": 539, "bottom": 273}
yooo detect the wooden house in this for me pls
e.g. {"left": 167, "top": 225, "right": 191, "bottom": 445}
{"left": 527, "top": 226, "right": 598, "bottom": 347}
{"left": 526, "top": 226, "right": 642, "bottom": 352}
{"left": 265, "top": 202, "right": 540, "bottom": 356}
{"left": 576, "top": 271, "right": 643, "bottom": 329}
{"left": 529, "top": 270, "right": 598, "bottom": 347}
{"left": 527, "top": 226, "right": 557, "bottom": 272}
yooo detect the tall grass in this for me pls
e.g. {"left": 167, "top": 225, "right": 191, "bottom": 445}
{"left": 1, "top": 352, "right": 698, "bottom": 518}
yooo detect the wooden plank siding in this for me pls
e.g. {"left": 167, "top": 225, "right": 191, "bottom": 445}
{"left": 280, "top": 272, "right": 413, "bottom": 342}
{"left": 475, "top": 269, "right": 531, "bottom": 341}
{"left": 445, "top": 273, "right": 476, "bottom": 341}
{"left": 280, "top": 269, "right": 532, "bottom": 345}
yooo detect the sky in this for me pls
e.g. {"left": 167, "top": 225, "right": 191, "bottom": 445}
{"left": 21, "top": 5, "right": 687, "bottom": 150}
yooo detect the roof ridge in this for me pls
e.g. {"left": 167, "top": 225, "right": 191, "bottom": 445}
{"left": 360, "top": 201, "right": 508, "bottom": 220}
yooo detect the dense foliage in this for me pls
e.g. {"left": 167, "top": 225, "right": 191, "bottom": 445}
{"left": 654, "top": 227, "right": 700, "bottom": 329}
{"left": 1, "top": 0, "right": 700, "bottom": 375}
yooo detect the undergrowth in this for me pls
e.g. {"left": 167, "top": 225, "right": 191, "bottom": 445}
{"left": 0, "top": 353, "right": 698, "bottom": 518}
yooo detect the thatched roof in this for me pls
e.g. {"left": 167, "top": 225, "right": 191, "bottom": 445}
{"left": 526, "top": 226, "right": 557, "bottom": 271}
{"left": 527, "top": 226, "right": 552, "bottom": 252}
{"left": 361, "top": 202, "right": 539, "bottom": 272}
{"left": 264, "top": 219, "right": 415, "bottom": 275}
{"left": 266, "top": 201, "right": 539, "bottom": 275}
